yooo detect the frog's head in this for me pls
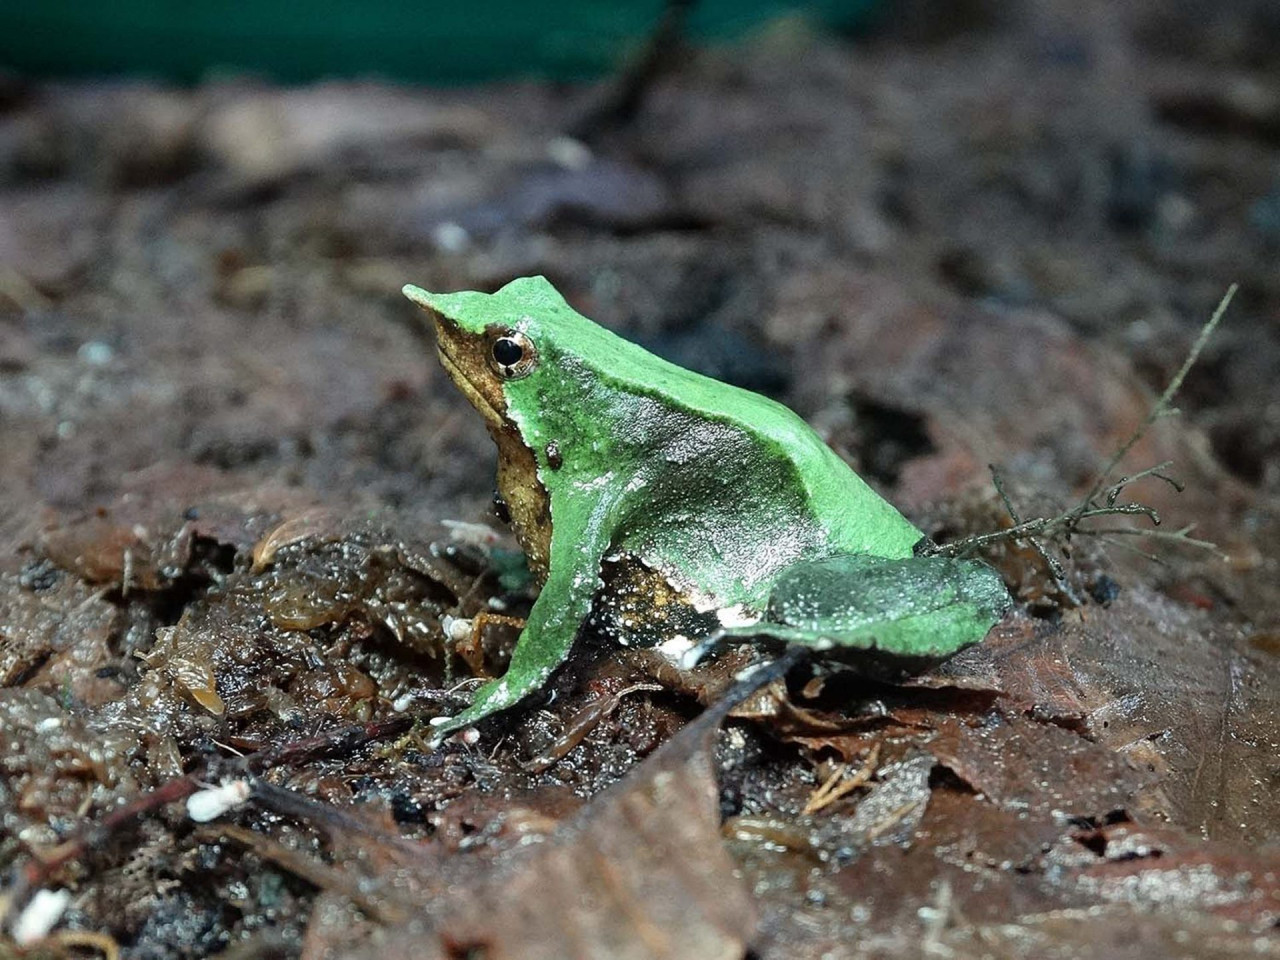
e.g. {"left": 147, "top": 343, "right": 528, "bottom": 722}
{"left": 403, "top": 275, "right": 609, "bottom": 576}
{"left": 403, "top": 275, "right": 625, "bottom": 437}
{"left": 403, "top": 276, "right": 583, "bottom": 428}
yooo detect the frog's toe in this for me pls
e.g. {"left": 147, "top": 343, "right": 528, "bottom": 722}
{"left": 425, "top": 664, "right": 549, "bottom": 745}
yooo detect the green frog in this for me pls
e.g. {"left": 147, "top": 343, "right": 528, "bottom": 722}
{"left": 404, "top": 277, "right": 1009, "bottom": 738}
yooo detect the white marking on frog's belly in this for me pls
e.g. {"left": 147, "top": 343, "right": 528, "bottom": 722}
{"left": 715, "top": 604, "right": 760, "bottom": 628}
{"left": 628, "top": 555, "right": 766, "bottom": 624}
{"left": 654, "top": 633, "right": 694, "bottom": 666}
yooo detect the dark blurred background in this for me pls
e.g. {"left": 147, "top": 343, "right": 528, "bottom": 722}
{"left": 0, "top": 0, "right": 881, "bottom": 82}
{"left": 1, "top": 0, "right": 1278, "bottom": 535}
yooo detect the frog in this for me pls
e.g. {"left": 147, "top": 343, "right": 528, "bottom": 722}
{"left": 403, "top": 276, "right": 1010, "bottom": 739}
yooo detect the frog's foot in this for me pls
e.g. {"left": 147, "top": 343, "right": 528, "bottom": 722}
{"left": 426, "top": 664, "right": 553, "bottom": 746}
{"left": 705, "top": 554, "right": 1011, "bottom": 674}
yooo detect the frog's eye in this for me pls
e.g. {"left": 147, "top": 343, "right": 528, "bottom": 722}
{"left": 487, "top": 330, "right": 538, "bottom": 380}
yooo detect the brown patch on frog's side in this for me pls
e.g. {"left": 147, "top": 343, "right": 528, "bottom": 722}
{"left": 586, "top": 555, "right": 720, "bottom": 648}
{"left": 419, "top": 308, "right": 553, "bottom": 582}
{"left": 495, "top": 435, "right": 552, "bottom": 581}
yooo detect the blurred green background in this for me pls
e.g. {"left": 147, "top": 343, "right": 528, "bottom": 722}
{"left": 0, "top": 1, "right": 882, "bottom": 83}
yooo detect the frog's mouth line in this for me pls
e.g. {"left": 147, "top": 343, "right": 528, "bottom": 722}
{"left": 435, "top": 342, "right": 506, "bottom": 430}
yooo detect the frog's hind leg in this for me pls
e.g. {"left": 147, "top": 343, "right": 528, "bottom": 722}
{"left": 716, "top": 554, "right": 1011, "bottom": 676}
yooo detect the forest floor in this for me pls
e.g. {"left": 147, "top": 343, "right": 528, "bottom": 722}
{"left": 2, "top": 2, "right": 1279, "bottom": 958}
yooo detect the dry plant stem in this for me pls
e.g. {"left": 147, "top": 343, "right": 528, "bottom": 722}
{"left": 48, "top": 930, "right": 121, "bottom": 960}
{"left": 1095, "top": 536, "right": 1166, "bottom": 566}
{"left": 1104, "top": 461, "right": 1182, "bottom": 504}
{"left": 521, "top": 682, "right": 664, "bottom": 774}
{"left": 865, "top": 799, "right": 926, "bottom": 842}
{"left": 1073, "top": 283, "right": 1237, "bottom": 518}
{"left": 803, "top": 744, "right": 881, "bottom": 815}
{"left": 928, "top": 284, "right": 1238, "bottom": 563}
{"left": 245, "top": 716, "right": 413, "bottom": 773}
{"left": 989, "top": 464, "right": 1071, "bottom": 592}
{"left": 931, "top": 504, "right": 1165, "bottom": 556}
{"left": 1086, "top": 524, "right": 1219, "bottom": 550}
{"left": 198, "top": 823, "right": 408, "bottom": 924}
{"left": 247, "top": 780, "right": 437, "bottom": 866}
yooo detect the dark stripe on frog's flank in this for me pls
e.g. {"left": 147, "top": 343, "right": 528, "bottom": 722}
{"left": 585, "top": 554, "right": 722, "bottom": 649}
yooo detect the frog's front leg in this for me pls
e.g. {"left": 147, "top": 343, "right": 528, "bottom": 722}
{"left": 716, "top": 554, "right": 1011, "bottom": 673}
{"left": 429, "top": 490, "right": 618, "bottom": 742}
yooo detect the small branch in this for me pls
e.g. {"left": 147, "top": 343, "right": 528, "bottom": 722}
{"left": 567, "top": 0, "right": 697, "bottom": 141}
{"left": 1075, "top": 503, "right": 1161, "bottom": 524}
{"left": 989, "top": 464, "right": 1069, "bottom": 588}
{"left": 927, "top": 285, "right": 1237, "bottom": 570}
{"left": 1083, "top": 525, "right": 1224, "bottom": 555}
{"left": 1095, "top": 536, "right": 1167, "bottom": 565}
{"left": 1103, "top": 460, "right": 1181, "bottom": 505}
{"left": 803, "top": 744, "right": 880, "bottom": 816}
{"left": 1073, "top": 284, "right": 1236, "bottom": 516}
{"left": 198, "top": 823, "right": 407, "bottom": 924}
{"left": 3, "top": 716, "right": 417, "bottom": 929}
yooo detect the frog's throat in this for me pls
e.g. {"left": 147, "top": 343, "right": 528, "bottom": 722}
{"left": 435, "top": 340, "right": 552, "bottom": 580}
{"left": 436, "top": 345, "right": 505, "bottom": 431}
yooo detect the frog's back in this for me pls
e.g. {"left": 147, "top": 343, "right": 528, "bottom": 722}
{"left": 616, "top": 350, "right": 924, "bottom": 562}
{"left": 488, "top": 277, "right": 923, "bottom": 575}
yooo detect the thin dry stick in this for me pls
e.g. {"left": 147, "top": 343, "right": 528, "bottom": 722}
{"left": 1073, "top": 283, "right": 1237, "bottom": 518}
{"left": 989, "top": 463, "right": 1070, "bottom": 588}
{"left": 864, "top": 798, "right": 926, "bottom": 842}
{"left": 803, "top": 744, "right": 880, "bottom": 815}
{"left": 3, "top": 715, "right": 417, "bottom": 929}
{"left": 47, "top": 931, "right": 121, "bottom": 960}
{"left": 929, "top": 284, "right": 1237, "bottom": 564}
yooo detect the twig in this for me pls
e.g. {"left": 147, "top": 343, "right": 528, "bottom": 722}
{"left": 48, "top": 930, "right": 121, "bottom": 960}
{"left": 1084, "top": 524, "right": 1223, "bottom": 554}
{"left": 242, "top": 716, "right": 413, "bottom": 774}
{"left": 567, "top": 0, "right": 697, "bottom": 141}
{"left": 198, "top": 823, "right": 407, "bottom": 924}
{"left": 864, "top": 798, "right": 925, "bottom": 842}
{"left": 1094, "top": 536, "right": 1166, "bottom": 565}
{"left": 989, "top": 464, "right": 1070, "bottom": 588}
{"left": 926, "top": 285, "right": 1238, "bottom": 567}
{"left": 1102, "top": 461, "right": 1182, "bottom": 505}
{"left": 3, "top": 716, "right": 417, "bottom": 929}
{"left": 802, "top": 744, "right": 880, "bottom": 815}
{"left": 1072, "top": 284, "right": 1236, "bottom": 519}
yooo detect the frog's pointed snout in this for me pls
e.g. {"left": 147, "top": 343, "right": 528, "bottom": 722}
{"left": 402, "top": 283, "right": 490, "bottom": 336}
{"left": 402, "top": 283, "right": 439, "bottom": 313}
